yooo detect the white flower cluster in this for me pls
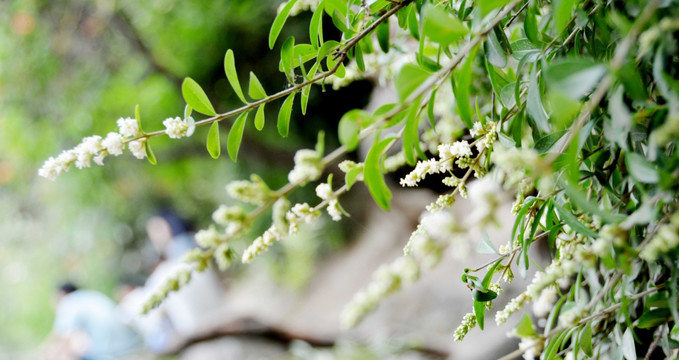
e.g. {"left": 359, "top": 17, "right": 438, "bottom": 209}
{"left": 495, "top": 292, "right": 529, "bottom": 325}
{"left": 242, "top": 225, "right": 283, "bottom": 263}
{"left": 558, "top": 304, "right": 587, "bottom": 327}
{"left": 340, "top": 257, "right": 420, "bottom": 329}
{"left": 141, "top": 266, "right": 192, "bottom": 314}
{"left": 419, "top": 210, "right": 470, "bottom": 261}
{"left": 532, "top": 286, "right": 558, "bottom": 318}
{"left": 286, "top": 203, "right": 320, "bottom": 236}
{"left": 39, "top": 132, "right": 124, "bottom": 180}
{"left": 591, "top": 224, "right": 625, "bottom": 256}
{"left": 225, "top": 175, "right": 274, "bottom": 205}
{"left": 640, "top": 212, "right": 679, "bottom": 261}
{"left": 404, "top": 226, "right": 444, "bottom": 269}
{"left": 492, "top": 145, "right": 540, "bottom": 188}
{"left": 315, "top": 182, "right": 343, "bottom": 221}
{"left": 163, "top": 116, "right": 192, "bottom": 139}
{"left": 518, "top": 336, "right": 544, "bottom": 360}
{"left": 400, "top": 140, "right": 473, "bottom": 187}
{"left": 453, "top": 313, "right": 477, "bottom": 341}
{"left": 288, "top": 149, "right": 323, "bottom": 185}
{"left": 469, "top": 121, "right": 498, "bottom": 152}
{"left": 194, "top": 226, "right": 230, "bottom": 248}
{"left": 212, "top": 205, "right": 246, "bottom": 227}
{"left": 526, "top": 259, "right": 579, "bottom": 299}
{"left": 467, "top": 176, "right": 503, "bottom": 229}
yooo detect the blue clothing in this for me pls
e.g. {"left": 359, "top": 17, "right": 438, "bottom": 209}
{"left": 53, "top": 290, "right": 142, "bottom": 359}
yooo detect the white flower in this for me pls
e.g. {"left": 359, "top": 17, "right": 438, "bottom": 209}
{"left": 532, "top": 286, "right": 558, "bottom": 318}
{"left": 74, "top": 135, "right": 103, "bottom": 168}
{"left": 288, "top": 149, "right": 323, "bottom": 184}
{"left": 400, "top": 159, "right": 442, "bottom": 187}
{"left": 470, "top": 122, "right": 485, "bottom": 137}
{"left": 519, "top": 337, "right": 544, "bottom": 360}
{"left": 117, "top": 117, "right": 141, "bottom": 138}
{"left": 38, "top": 157, "right": 59, "bottom": 180}
{"left": 128, "top": 139, "right": 147, "bottom": 159}
{"left": 242, "top": 226, "right": 282, "bottom": 263}
{"left": 211, "top": 205, "right": 245, "bottom": 226}
{"left": 467, "top": 176, "right": 503, "bottom": 228}
{"left": 163, "top": 116, "right": 189, "bottom": 139}
{"left": 315, "top": 183, "right": 333, "bottom": 200}
{"left": 195, "top": 227, "right": 227, "bottom": 248}
{"left": 102, "top": 132, "right": 125, "bottom": 156}
{"left": 327, "top": 199, "right": 342, "bottom": 221}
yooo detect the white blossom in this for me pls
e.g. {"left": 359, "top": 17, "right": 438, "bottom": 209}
{"left": 211, "top": 205, "right": 245, "bottom": 226}
{"left": 288, "top": 149, "right": 323, "bottom": 185}
{"left": 163, "top": 116, "right": 189, "bottom": 139}
{"left": 453, "top": 313, "right": 477, "bottom": 341}
{"left": 128, "top": 139, "right": 147, "bottom": 159}
{"left": 117, "top": 117, "right": 141, "bottom": 138}
{"left": 532, "top": 286, "right": 558, "bottom": 318}
{"left": 242, "top": 226, "right": 283, "bottom": 263}
{"left": 102, "top": 132, "right": 125, "bottom": 156}
{"left": 195, "top": 226, "right": 227, "bottom": 248}
{"left": 519, "top": 336, "right": 544, "bottom": 360}
{"left": 74, "top": 135, "right": 103, "bottom": 168}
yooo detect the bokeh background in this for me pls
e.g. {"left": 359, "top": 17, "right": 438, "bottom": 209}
{"left": 0, "top": 0, "right": 373, "bottom": 352}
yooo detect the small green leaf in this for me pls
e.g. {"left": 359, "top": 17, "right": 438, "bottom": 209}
{"left": 207, "top": 122, "right": 221, "bottom": 159}
{"left": 407, "top": 4, "right": 420, "bottom": 40}
{"left": 626, "top": 152, "right": 659, "bottom": 184}
{"left": 309, "top": 2, "right": 324, "bottom": 48}
{"left": 555, "top": 203, "right": 597, "bottom": 238}
{"left": 474, "top": 300, "right": 486, "bottom": 330}
{"left": 354, "top": 42, "right": 366, "bottom": 72}
{"left": 182, "top": 77, "right": 217, "bottom": 116}
{"left": 254, "top": 104, "right": 266, "bottom": 131}
{"left": 339, "top": 110, "right": 370, "bottom": 151}
{"left": 479, "top": 0, "right": 510, "bottom": 17}
{"left": 377, "top": 20, "right": 390, "bottom": 53}
{"left": 453, "top": 47, "right": 477, "bottom": 128}
{"left": 535, "top": 130, "right": 568, "bottom": 153}
{"left": 485, "top": 26, "right": 508, "bottom": 68}
{"left": 301, "top": 84, "right": 311, "bottom": 115}
{"left": 516, "top": 314, "right": 536, "bottom": 338}
{"left": 248, "top": 72, "right": 267, "bottom": 100}
{"left": 345, "top": 165, "right": 363, "bottom": 190}
{"left": 277, "top": 92, "right": 296, "bottom": 137}
{"left": 227, "top": 112, "right": 248, "bottom": 162}
{"left": 315, "top": 130, "right": 325, "bottom": 156}
{"left": 472, "top": 289, "right": 497, "bottom": 302}
{"left": 554, "top": 0, "right": 577, "bottom": 35}
{"left": 269, "top": 0, "right": 298, "bottom": 49}
{"left": 580, "top": 324, "right": 593, "bottom": 357}
{"left": 144, "top": 140, "right": 157, "bottom": 165}
{"left": 403, "top": 99, "right": 422, "bottom": 166}
{"left": 524, "top": 5, "right": 540, "bottom": 45}
{"left": 183, "top": 104, "right": 193, "bottom": 120}
{"left": 224, "top": 49, "right": 247, "bottom": 104}
{"left": 527, "top": 67, "right": 550, "bottom": 133}
{"left": 395, "top": 63, "right": 430, "bottom": 101}
{"left": 422, "top": 4, "right": 468, "bottom": 45}
{"left": 545, "top": 58, "right": 607, "bottom": 100}
{"left": 510, "top": 39, "right": 541, "bottom": 61}
{"left": 281, "top": 36, "right": 295, "bottom": 81}
{"left": 638, "top": 308, "right": 671, "bottom": 329}
{"left": 134, "top": 104, "right": 143, "bottom": 133}
{"left": 427, "top": 89, "right": 437, "bottom": 130}
{"left": 364, "top": 137, "right": 394, "bottom": 211}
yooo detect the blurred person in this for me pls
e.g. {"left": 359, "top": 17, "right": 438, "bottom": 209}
{"left": 142, "top": 210, "right": 225, "bottom": 342}
{"left": 47, "top": 282, "right": 143, "bottom": 360}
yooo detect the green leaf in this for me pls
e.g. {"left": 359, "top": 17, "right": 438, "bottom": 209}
{"left": 377, "top": 20, "right": 390, "bottom": 53}
{"left": 309, "top": 2, "right": 324, "bottom": 48}
{"left": 301, "top": 83, "right": 311, "bottom": 115}
{"left": 224, "top": 49, "right": 247, "bottom": 104}
{"left": 421, "top": 4, "right": 468, "bottom": 45}
{"left": 485, "top": 26, "right": 508, "bottom": 68}
{"left": 354, "top": 43, "right": 365, "bottom": 72}
{"left": 510, "top": 39, "right": 540, "bottom": 61}
{"left": 227, "top": 112, "right": 248, "bottom": 162}
{"left": 553, "top": 0, "right": 577, "bottom": 35}
{"left": 281, "top": 36, "right": 295, "bottom": 81}
{"left": 403, "top": 99, "right": 422, "bottom": 166}
{"left": 277, "top": 92, "right": 296, "bottom": 137}
{"left": 637, "top": 308, "right": 670, "bottom": 329}
{"left": 554, "top": 203, "right": 597, "bottom": 238}
{"left": 622, "top": 328, "right": 637, "bottom": 360}
{"left": 580, "top": 324, "right": 593, "bottom": 357}
{"left": 248, "top": 72, "right": 267, "bottom": 100}
{"left": 604, "top": 86, "right": 631, "bottom": 151}
{"left": 516, "top": 314, "right": 536, "bottom": 337}
{"left": 472, "top": 289, "right": 497, "bottom": 302}
{"left": 407, "top": 4, "right": 420, "bottom": 40}
{"left": 345, "top": 165, "right": 363, "bottom": 190}
{"left": 395, "top": 63, "right": 430, "bottom": 101}
{"left": 474, "top": 300, "right": 486, "bottom": 330}
{"left": 364, "top": 137, "right": 394, "bottom": 211}
{"left": 206, "top": 122, "right": 221, "bottom": 159}
{"left": 626, "top": 152, "right": 659, "bottom": 184}
{"left": 545, "top": 58, "right": 607, "bottom": 100}
{"left": 427, "top": 89, "right": 437, "bottom": 130}
{"left": 315, "top": 130, "right": 325, "bottom": 156}
{"left": 477, "top": 233, "right": 499, "bottom": 254}
{"left": 144, "top": 140, "right": 157, "bottom": 165}
{"left": 478, "top": 0, "right": 510, "bottom": 17}
{"left": 453, "top": 47, "right": 477, "bottom": 128}
{"left": 182, "top": 77, "right": 216, "bottom": 116}
{"left": 269, "top": 0, "right": 298, "bottom": 49}
{"left": 527, "top": 67, "right": 550, "bottom": 133}
{"left": 135, "top": 104, "right": 143, "bottom": 133}
{"left": 524, "top": 5, "right": 540, "bottom": 45}
{"left": 535, "top": 130, "right": 568, "bottom": 153}
{"left": 254, "top": 104, "right": 266, "bottom": 131}
{"left": 338, "top": 109, "right": 370, "bottom": 151}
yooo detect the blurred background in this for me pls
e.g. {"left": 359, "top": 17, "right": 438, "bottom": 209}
{"left": 0, "top": 1, "right": 523, "bottom": 359}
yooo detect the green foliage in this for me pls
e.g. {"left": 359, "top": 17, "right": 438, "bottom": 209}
{"left": 27, "top": 0, "right": 679, "bottom": 358}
